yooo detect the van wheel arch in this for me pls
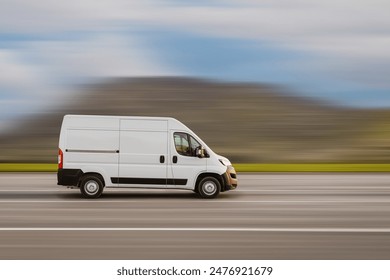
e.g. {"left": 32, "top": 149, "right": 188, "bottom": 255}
{"left": 79, "top": 172, "right": 105, "bottom": 188}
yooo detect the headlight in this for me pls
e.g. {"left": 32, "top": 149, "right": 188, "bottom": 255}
{"left": 219, "top": 158, "right": 231, "bottom": 166}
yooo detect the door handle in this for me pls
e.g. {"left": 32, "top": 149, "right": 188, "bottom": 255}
{"left": 173, "top": 156, "right": 178, "bottom": 164}
{"left": 160, "top": 155, "right": 165, "bottom": 163}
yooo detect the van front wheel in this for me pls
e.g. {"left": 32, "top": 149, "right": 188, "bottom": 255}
{"left": 80, "top": 175, "right": 104, "bottom": 198}
{"left": 198, "top": 177, "right": 220, "bottom": 199}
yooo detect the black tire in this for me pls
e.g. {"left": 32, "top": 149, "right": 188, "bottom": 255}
{"left": 197, "top": 176, "right": 220, "bottom": 199}
{"left": 80, "top": 175, "right": 104, "bottom": 199}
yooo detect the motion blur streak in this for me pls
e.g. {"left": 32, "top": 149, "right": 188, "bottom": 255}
{"left": 1, "top": 228, "right": 390, "bottom": 233}
{"left": 2, "top": 78, "right": 390, "bottom": 164}
{"left": 0, "top": 173, "right": 390, "bottom": 259}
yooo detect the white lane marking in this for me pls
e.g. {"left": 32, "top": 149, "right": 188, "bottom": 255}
{"left": 0, "top": 200, "right": 388, "bottom": 203}
{"left": 0, "top": 227, "right": 389, "bottom": 233}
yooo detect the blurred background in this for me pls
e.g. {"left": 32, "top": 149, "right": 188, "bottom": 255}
{"left": 1, "top": 0, "right": 390, "bottom": 164}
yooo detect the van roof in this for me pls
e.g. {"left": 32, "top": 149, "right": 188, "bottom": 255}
{"left": 63, "top": 114, "right": 188, "bottom": 131}
{"left": 64, "top": 114, "right": 177, "bottom": 121}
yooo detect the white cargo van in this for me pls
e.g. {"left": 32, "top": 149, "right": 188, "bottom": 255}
{"left": 57, "top": 115, "right": 237, "bottom": 198}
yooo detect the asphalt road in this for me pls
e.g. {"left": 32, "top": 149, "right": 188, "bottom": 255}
{"left": 0, "top": 173, "right": 390, "bottom": 259}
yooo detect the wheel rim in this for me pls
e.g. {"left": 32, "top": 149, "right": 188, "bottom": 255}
{"left": 202, "top": 181, "right": 217, "bottom": 195}
{"left": 85, "top": 180, "right": 99, "bottom": 195}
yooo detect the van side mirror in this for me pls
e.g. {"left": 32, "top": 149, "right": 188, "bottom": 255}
{"left": 196, "top": 146, "right": 205, "bottom": 158}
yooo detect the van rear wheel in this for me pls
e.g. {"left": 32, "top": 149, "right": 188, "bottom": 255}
{"left": 198, "top": 177, "right": 220, "bottom": 199}
{"left": 80, "top": 175, "right": 104, "bottom": 198}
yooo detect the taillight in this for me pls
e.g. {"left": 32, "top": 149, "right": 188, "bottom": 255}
{"left": 58, "top": 149, "right": 63, "bottom": 169}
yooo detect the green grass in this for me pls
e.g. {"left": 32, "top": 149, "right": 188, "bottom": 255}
{"left": 1, "top": 163, "right": 390, "bottom": 172}
{"left": 234, "top": 163, "right": 390, "bottom": 172}
{"left": 0, "top": 163, "right": 57, "bottom": 172}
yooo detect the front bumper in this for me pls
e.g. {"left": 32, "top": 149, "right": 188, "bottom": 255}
{"left": 221, "top": 165, "right": 238, "bottom": 192}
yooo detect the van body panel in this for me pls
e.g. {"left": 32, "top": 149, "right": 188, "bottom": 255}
{"left": 66, "top": 129, "right": 119, "bottom": 151}
{"left": 206, "top": 157, "right": 227, "bottom": 175}
{"left": 64, "top": 115, "right": 120, "bottom": 130}
{"left": 120, "top": 119, "right": 168, "bottom": 131}
{"left": 60, "top": 115, "right": 119, "bottom": 187}
{"left": 117, "top": 119, "right": 168, "bottom": 188}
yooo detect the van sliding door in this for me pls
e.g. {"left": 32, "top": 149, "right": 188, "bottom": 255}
{"left": 116, "top": 119, "right": 168, "bottom": 188}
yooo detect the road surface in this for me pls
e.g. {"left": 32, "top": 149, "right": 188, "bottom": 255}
{"left": 0, "top": 173, "right": 389, "bottom": 259}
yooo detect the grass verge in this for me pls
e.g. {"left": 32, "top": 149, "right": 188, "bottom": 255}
{"left": 1, "top": 163, "right": 390, "bottom": 172}
{"left": 0, "top": 164, "right": 57, "bottom": 172}
{"left": 234, "top": 163, "right": 390, "bottom": 172}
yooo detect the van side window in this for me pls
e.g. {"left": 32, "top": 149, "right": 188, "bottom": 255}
{"left": 174, "top": 132, "right": 191, "bottom": 156}
{"left": 174, "top": 132, "right": 202, "bottom": 157}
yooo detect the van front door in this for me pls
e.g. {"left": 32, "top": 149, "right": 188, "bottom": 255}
{"left": 170, "top": 131, "right": 207, "bottom": 189}
{"left": 116, "top": 119, "right": 168, "bottom": 188}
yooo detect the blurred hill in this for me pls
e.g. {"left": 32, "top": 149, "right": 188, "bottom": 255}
{"left": 1, "top": 77, "right": 390, "bottom": 163}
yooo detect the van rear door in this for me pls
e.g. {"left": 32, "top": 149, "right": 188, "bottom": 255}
{"left": 116, "top": 119, "right": 168, "bottom": 188}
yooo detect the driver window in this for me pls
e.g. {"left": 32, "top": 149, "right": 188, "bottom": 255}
{"left": 174, "top": 132, "right": 191, "bottom": 156}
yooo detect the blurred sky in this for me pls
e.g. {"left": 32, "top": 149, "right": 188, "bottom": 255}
{"left": 1, "top": 0, "right": 390, "bottom": 129}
